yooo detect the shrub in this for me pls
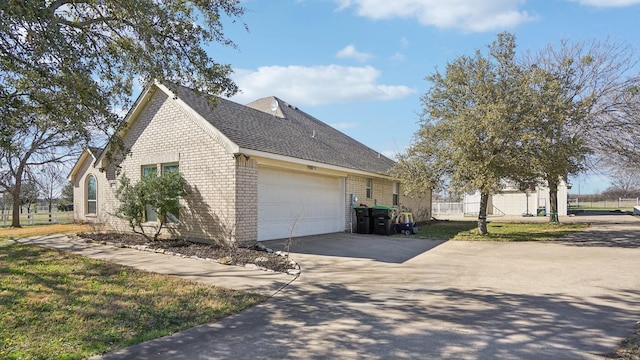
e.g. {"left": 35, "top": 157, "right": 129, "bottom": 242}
{"left": 114, "top": 171, "right": 186, "bottom": 240}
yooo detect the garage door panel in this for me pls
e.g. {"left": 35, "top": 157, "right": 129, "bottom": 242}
{"left": 258, "top": 168, "right": 344, "bottom": 241}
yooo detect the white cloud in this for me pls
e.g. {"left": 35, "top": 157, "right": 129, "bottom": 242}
{"left": 336, "top": 45, "right": 373, "bottom": 62}
{"left": 335, "top": 0, "right": 538, "bottom": 32}
{"left": 391, "top": 52, "right": 406, "bottom": 62}
{"left": 572, "top": 0, "right": 640, "bottom": 6}
{"left": 229, "top": 65, "right": 416, "bottom": 106}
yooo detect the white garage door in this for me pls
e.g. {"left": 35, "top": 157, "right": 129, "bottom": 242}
{"left": 258, "top": 168, "right": 345, "bottom": 241}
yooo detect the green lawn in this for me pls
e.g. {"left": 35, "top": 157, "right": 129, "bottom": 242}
{"left": 417, "top": 220, "right": 588, "bottom": 241}
{"left": 0, "top": 239, "right": 265, "bottom": 359}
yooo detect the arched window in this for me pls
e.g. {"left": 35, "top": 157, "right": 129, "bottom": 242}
{"left": 87, "top": 175, "right": 97, "bottom": 214}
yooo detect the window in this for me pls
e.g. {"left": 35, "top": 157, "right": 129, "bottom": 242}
{"left": 142, "top": 165, "right": 157, "bottom": 179}
{"left": 162, "top": 164, "right": 180, "bottom": 223}
{"left": 141, "top": 163, "right": 180, "bottom": 223}
{"left": 366, "top": 178, "right": 373, "bottom": 198}
{"left": 393, "top": 182, "right": 399, "bottom": 206}
{"left": 142, "top": 165, "right": 158, "bottom": 222}
{"left": 87, "top": 175, "right": 97, "bottom": 214}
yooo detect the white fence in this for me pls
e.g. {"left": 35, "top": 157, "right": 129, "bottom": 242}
{"left": 568, "top": 198, "right": 640, "bottom": 209}
{"left": 432, "top": 202, "right": 464, "bottom": 215}
{"left": 1, "top": 210, "right": 74, "bottom": 227}
{"left": 433, "top": 201, "right": 507, "bottom": 217}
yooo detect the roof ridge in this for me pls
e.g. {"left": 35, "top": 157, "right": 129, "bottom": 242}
{"left": 172, "top": 85, "right": 395, "bottom": 175}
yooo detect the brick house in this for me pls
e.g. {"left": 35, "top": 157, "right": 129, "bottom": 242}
{"left": 68, "top": 83, "right": 431, "bottom": 243}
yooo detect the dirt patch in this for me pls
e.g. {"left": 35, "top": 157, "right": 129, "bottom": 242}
{"left": 77, "top": 232, "right": 297, "bottom": 274}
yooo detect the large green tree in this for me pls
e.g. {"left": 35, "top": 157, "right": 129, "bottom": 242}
{"left": 0, "top": 0, "right": 244, "bottom": 227}
{"left": 396, "top": 33, "right": 531, "bottom": 234}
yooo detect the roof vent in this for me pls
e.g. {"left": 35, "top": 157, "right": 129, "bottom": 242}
{"left": 245, "top": 96, "right": 285, "bottom": 118}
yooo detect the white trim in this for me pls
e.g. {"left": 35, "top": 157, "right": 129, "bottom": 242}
{"left": 68, "top": 148, "right": 97, "bottom": 181}
{"left": 86, "top": 174, "right": 98, "bottom": 215}
{"left": 94, "top": 85, "right": 157, "bottom": 169}
{"left": 240, "top": 148, "right": 393, "bottom": 179}
{"left": 155, "top": 83, "right": 240, "bottom": 154}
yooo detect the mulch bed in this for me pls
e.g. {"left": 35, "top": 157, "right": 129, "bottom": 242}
{"left": 76, "top": 232, "right": 297, "bottom": 274}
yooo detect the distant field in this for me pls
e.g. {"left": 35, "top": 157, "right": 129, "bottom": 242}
{"left": 568, "top": 199, "right": 638, "bottom": 212}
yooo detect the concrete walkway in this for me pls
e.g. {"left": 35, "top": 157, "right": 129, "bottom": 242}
{"left": 14, "top": 235, "right": 295, "bottom": 297}
{"left": 16, "top": 214, "right": 640, "bottom": 359}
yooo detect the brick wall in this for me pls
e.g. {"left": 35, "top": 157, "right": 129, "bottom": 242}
{"left": 344, "top": 175, "right": 433, "bottom": 228}
{"left": 399, "top": 190, "right": 433, "bottom": 222}
{"left": 98, "top": 89, "right": 246, "bottom": 244}
{"left": 234, "top": 155, "right": 258, "bottom": 244}
{"left": 345, "top": 175, "right": 396, "bottom": 230}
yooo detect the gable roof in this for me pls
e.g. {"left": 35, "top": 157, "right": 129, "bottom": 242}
{"left": 68, "top": 147, "right": 99, "bottom": 181}
{"left": 173, "top": 85, "right": 395, "bottom": 176}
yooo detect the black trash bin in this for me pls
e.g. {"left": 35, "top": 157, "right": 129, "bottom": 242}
{"left": 371, "top": 206, "right": 395, "bottom": 235}
{"left": 354, "top": 206, "right": 373, "bottom": 234}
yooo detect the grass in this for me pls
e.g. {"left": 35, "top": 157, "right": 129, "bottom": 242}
{"left": 0, "top": 223, "right": 93, "bottom": 240}
{"left": 0, "top": 225, "right": 266, "bottom": 359}
{"left": 418, "top": 220, "right": 588, "bottom": 241}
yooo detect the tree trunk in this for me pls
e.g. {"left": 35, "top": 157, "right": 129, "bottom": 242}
{"left": 478, "top": 191, "right": 489, "bottom": 235}
{"left": 10, "top": 189, "right": 21, "bottom": 228}
{"left": 548, "top": 178, "right": 559, "bottom": 223}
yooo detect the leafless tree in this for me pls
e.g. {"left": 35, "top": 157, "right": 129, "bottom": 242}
{"left": 0, "top": 119, "right": 79, "bottom": 227}
{"left": 33, "top": 161, "right": 69, "bottom": 222}
{"left": 523, "top": 38, "right": 640, "bottom": 221}
{"left": 599, "top": 157, "right": 640, "bottom": 196}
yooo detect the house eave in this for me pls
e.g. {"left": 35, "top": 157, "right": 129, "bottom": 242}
{"left": 155, "top": 82, "right": 240, "bottom": 154}
{"left": 94, "top": 84, "right": 159, "bottom": 169}
{"left": 68, "top": 149, "right": 97, "bottom": 182}
{"left": 94, "top": 82, "right": 241, "bottom": 170}
{"left": 238, "top": 148, "right": 393, "bottom": 179}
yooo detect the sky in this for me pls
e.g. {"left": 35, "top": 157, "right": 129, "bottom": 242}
{"left": 205, "top": 0, "right": 640, "bottom": 195}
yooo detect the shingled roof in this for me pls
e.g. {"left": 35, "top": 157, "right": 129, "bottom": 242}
{"left": 174, "top": 85, "right": 395, "bottom": 176}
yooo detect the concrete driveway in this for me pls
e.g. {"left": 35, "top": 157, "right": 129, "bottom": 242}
{"left": 97, "top": 215, "right": 640, "bottom": 359}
